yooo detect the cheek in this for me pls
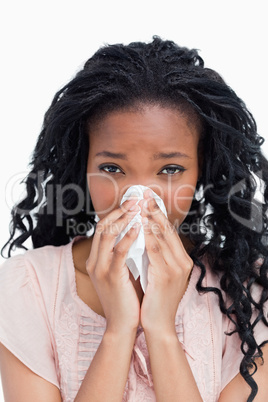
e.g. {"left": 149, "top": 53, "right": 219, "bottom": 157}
{"left": 167, "top": 184, "right": 196, "bottom": 227}
{"left": 87, "top": 175, "right": 116, "bottom": 219}
{"left": 87, "top": 175, "right": 120, "bottom": 219}
{"left": 174, "top": 185, "right": 196, "bottom": 213}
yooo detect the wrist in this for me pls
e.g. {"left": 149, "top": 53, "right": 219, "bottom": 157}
{"left": 104, "top": 326, "right": 138, "bottom": 342}
{"left": 102, "top": 329, "right": 137, "bottom": 358}
{"left": 144, "top": 327, "right": 178, "bottom": 343}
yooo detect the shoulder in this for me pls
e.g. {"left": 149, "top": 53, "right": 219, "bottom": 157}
{"left": 0, "top": 242, "right": 67, "bottom": 283}
{"left": 0, "top": 246, "right": 66, "bottom": 392}
{"left": 0, "top": 241, "right": 75, "bottom": 315}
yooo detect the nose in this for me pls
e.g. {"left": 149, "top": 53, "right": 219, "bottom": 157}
{"left": 121, "top": 182, "right": 163, "bottom": 200}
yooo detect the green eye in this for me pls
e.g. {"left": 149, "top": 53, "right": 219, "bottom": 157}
{"left": 98, "top": 164, "right": 186, "bottom": 176}
{"left": 99, "top": 165, "right": 122, "bottom": 174}
{"left": 161, "top": 166, "right": 185, "bottom": 175}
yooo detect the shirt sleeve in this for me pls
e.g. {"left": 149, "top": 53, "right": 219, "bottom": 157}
{"left": 0, "top": 254, "right": 60, "bottom": 389}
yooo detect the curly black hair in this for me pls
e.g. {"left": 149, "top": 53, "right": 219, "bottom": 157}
{"left": 2, "top": 36, "right": 268, "bottom": 400}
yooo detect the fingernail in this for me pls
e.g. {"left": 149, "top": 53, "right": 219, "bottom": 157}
{"left": 124, "top": 199, "right": 135, "bottom": 207}
{"left": 133, "top": 222, "right": 141, "bottom": 231}
{"left": 143, "top": 199, "right": 150, "bottom": 211}
{"left": 143, "top": 189, "right": 151, "bottom": 198}
{"left": 130, "top": 204, "right": 140, "bottom": 211}
{"left": 143, "top": 199, "right": 148, "bottom": 207}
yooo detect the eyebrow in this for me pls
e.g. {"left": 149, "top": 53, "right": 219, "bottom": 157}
{"left": 95, "top": 151, "right": 190, "bottom": 160}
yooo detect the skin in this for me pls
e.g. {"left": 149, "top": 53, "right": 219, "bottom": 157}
{"left": 87, "top": 104, "right": 200, "bottom": 229}
{"left": 86, "top": 103, "right": 199, "bottom": 315}
{"left": 1, "top": 104, "right": 268, "bottom": 401}
{"left": 75, "top": 104, "right": 268, "bottom": 400}
{"left": 73, "top": 104, "right": 200, "bottom": 314}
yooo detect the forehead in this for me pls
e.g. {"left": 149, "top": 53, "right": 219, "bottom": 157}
{"left": 88, "top": 105, "right": 200, "bottom": 150}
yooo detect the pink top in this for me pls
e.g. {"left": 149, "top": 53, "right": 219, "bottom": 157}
{"left": 0, "top": 237, "right": 268, "bottom": 402}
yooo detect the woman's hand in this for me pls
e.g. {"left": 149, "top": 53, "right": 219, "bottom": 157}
{"left": 86, "top": 198, "right": 141, "bottom": 335}
{"left": 140, "top": 193, "right": 193, "bottom": 335}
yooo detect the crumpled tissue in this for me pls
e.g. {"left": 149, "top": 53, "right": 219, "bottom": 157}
{"left": 114, "top": 185, "right": 167, "bottom": 292}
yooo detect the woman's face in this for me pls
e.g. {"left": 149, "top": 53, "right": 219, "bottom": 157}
{"left": 87, "top": 104, "right": 200, "bottom": 229}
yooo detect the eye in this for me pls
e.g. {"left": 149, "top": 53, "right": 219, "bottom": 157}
{"left": 160, "top": 165, "right": 186, "bottom": 175}
{"left": 99, "top": 164, "right": 123, "bottom": 174}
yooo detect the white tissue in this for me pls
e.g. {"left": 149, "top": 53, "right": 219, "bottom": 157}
{"left": 114, "top": 185, "right": 167, "bottom": 292}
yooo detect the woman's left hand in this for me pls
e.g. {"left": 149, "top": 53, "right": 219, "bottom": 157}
{"left": 139, "top": 194, "right": 193, "bottom": 335}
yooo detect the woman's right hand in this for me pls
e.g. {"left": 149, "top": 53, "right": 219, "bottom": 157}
{"left": 86, "top": 199, "right": 141, "bottom": 335}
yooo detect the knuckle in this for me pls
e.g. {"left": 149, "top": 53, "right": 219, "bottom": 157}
{"left": 147, "top": 213, "right": 153, "bottom": 221}
{"left": 150, "top": 243, "right": 160, "bottom": 253}
{"left": 86, "top": 261, "right": 94, "bottom": 275}
{"left": 96, "top": 221, "right": 104, "bottom": 233}
{"left": 150, "top": 223, "right": 158, "bottom": 232}
{"left": 155, "top": 230, "right": 165, "bottom": 240}
{"left": 184, "top": 257, "right": 194, "bottom": 272}
{"left": 119, "top": 203, "right": 126, "bottom": 212}
{"left": 167, "top": 220, "right": 175, "bottom": 230}
{"left": 94, "top": 267, "right": 106, "bottom": 281}
{"left": 125, "top": 226, "right": 136, "bottom": 237}
{"left": 124, "top": 230, "right": 133, "bottom": 238}
{"left": 113, "top": 246, "right": 126, "bottom": 257}
{"left": 149, "top": 200, "right": 161, "bottom": 216}
{"left": 143, "top": 226, "right": 151, "bottom": 235}
{"left": 151, "top": 200, "right": 159, "bottom": 210}
{"left": 117, "top": 213, "right": 125, "bottom": 222}
{"left": 167, "top": 222, "right": 177, "bottom": 235}
{"left": 102, "top": 223, "right": 119, "bottom": 238}
{"left": 148, "top": 198, "right": 157, "bottom": 209}
{"left": 100, "top": 230, "right": 111, "bottom": 240}
{"left": 115, "top": 222, "right": 125, "bottom": 233}
{"left": 143, "top": 221, "right": 152, "bottom": 232}
{"left": 119, "top": 202, "right": 130, "bottom": 213}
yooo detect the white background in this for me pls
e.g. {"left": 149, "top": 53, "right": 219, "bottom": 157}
{"left": 0, "top": 0, "right": 267, "bottom": 400}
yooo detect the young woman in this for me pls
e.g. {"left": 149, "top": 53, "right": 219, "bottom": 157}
{"left": 1, "top": 37, "right": 268, "bottom": 401}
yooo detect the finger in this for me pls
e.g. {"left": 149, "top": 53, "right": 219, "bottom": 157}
{"left": 142, "top": 219, "right": 167, "bottom": 268}
{"left": 86, "top": 199, "right": 139, "bottom": 272}
{"left": 95, "top": 206, "right": 141, "bottom": 270}
{"left": 109, "top": 222, "right": 141, "bottom": 275}
{"left": 142, "top": 218, "right": 176, "bottom": 267}
{"left": 97, "top": 203, "right": 141, "bottom": 238}
{"left": 92, "top": 199, "right": 140, "bottom": 257}
{"left": 143, "top": 197, "right": 188, "bottom": 259}
{"left": 97, "top": 197, "right": 140, "bottom": 230}
{"left": 143, "top": 188, "right": 154, "bottom": 199}
{"left": 143, "top": 218, "right": 193, "bottom": 281}
{"left": 143, "top": 211, "right": 194, "bottom": 274}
